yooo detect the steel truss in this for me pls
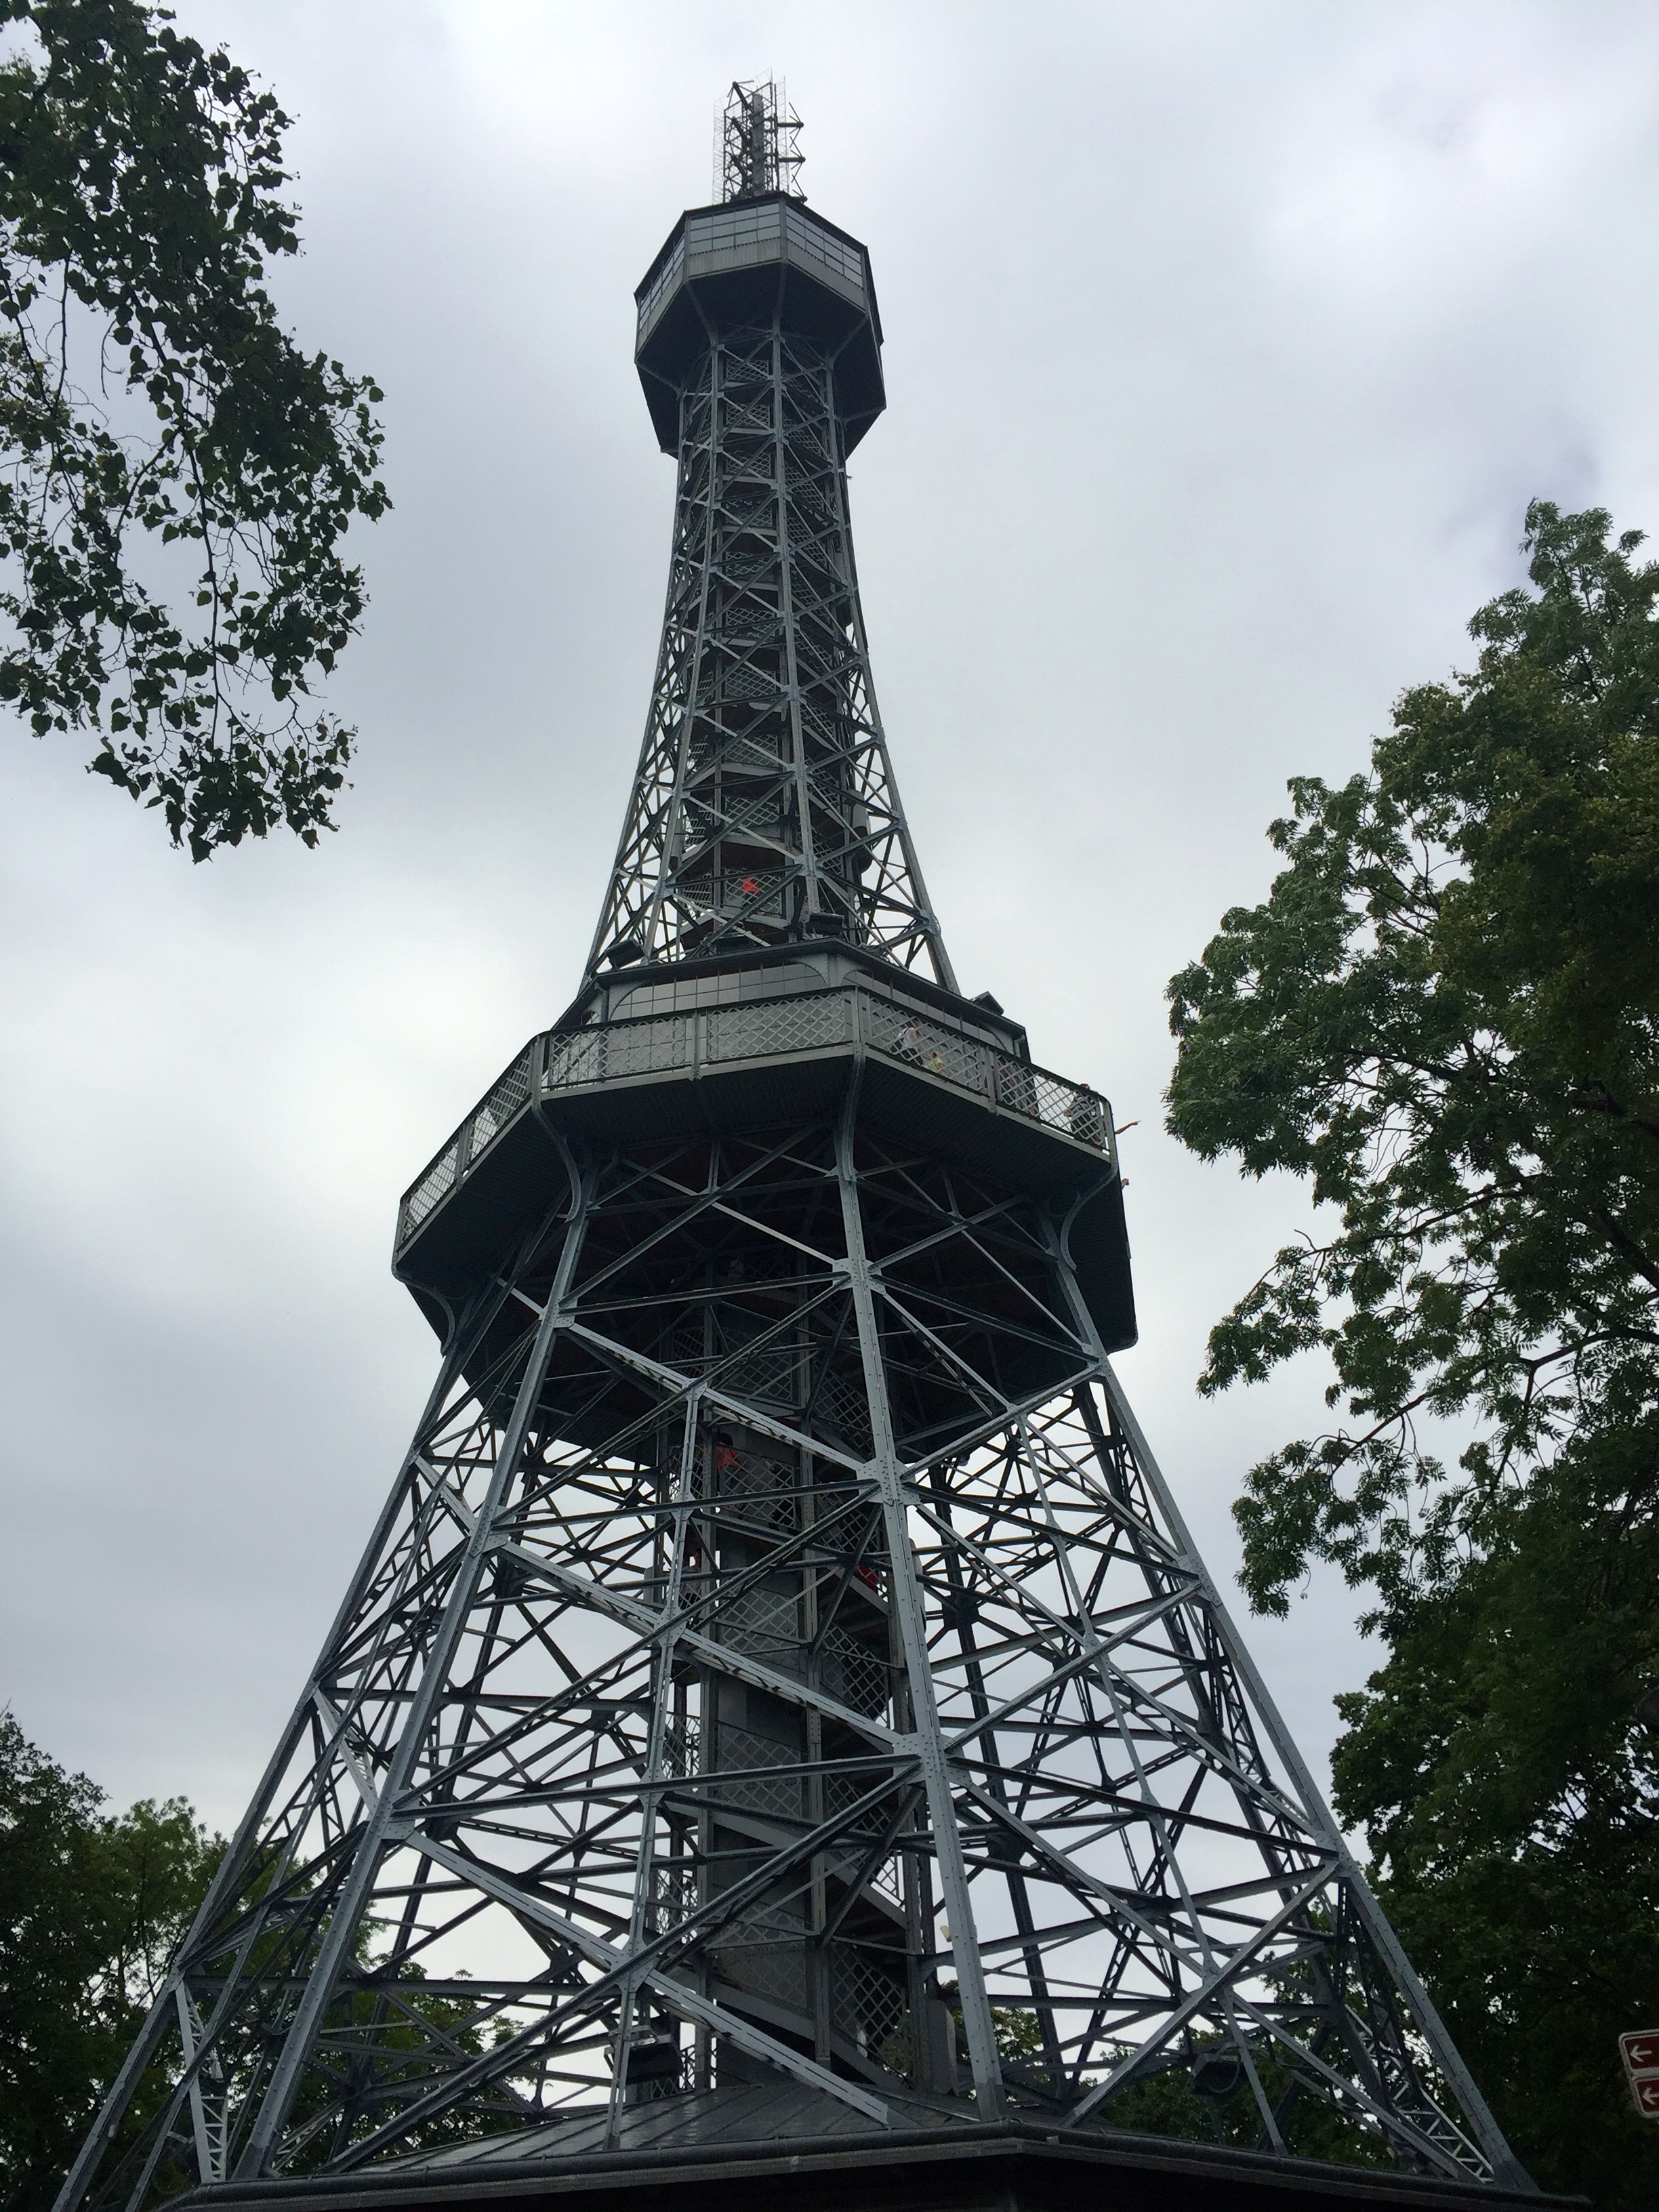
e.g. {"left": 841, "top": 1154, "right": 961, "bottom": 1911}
{"left": 60, "top": 104, "right": 1534, "bottom": 2212}
{"left": 586, "top": 322, "right": 954, "bottom": 990}
{"left": 719, "top": 80, "right": 803, "bottom": 206}
{"left": 61, "top": 1099, "right": 1526, "bottom": 2204}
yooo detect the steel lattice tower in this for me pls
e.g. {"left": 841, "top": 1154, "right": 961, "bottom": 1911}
{"left": 60, "top": 83, "right": 1540, "bottom": 2212}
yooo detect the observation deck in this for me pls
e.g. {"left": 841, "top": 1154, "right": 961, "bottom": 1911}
{"left": 634, "top": 192, "right": 886, "bottom": 451}
{"left": 393, "top": 943, "right": 1134, "bottom": 1356}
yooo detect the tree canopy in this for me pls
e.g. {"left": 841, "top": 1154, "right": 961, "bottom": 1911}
{"left": 0, "top": 1713, "right": 223, "bottom": 2212}
{"left": 1165, "top": 501, "right": 1659, "bottom": 2204}
{"left": 0, "top": 0, "right": 386, "bottom": 858}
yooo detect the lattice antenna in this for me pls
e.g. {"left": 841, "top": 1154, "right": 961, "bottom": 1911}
{"left": 720, "top": 79, "right": 804, "bottom": 202}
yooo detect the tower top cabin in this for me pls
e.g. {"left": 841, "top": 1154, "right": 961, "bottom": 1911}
{"left": 634, "top": 80, "right": 885, "bottom": 457}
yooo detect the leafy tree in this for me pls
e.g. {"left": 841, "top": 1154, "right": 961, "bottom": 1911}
{"left": 1165, "top": 501, "right": 1659, "bottom": 2205}
{"left": 990, "top": 2004, "right": 1044, "bottom": 2063}
{"left": 1330, "top": 1448, "right": 1659, "bottom": 2207}
{"left": 0, "top": 0, "right": 386, "bottom": 858}
{"left": 0, "top": 1712, "right": 224, "bottom": 2212}
{"left": 981, "top": 2009, "right": 1388, "bottom": 2166}
{"left": 1103, "top": 2040, "right": 1395, "bottom": 2168}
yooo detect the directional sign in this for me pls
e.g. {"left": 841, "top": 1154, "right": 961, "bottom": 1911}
{"left": 1619, "top": 2030, "right": 1659, "bottom": 2120}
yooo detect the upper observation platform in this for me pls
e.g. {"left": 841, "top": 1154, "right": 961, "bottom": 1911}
{"left": 634, "top": 193, "right": 886, "bottom": 453}
{"left": 390, "top": 939, "right": 1134, "bottom": 1361}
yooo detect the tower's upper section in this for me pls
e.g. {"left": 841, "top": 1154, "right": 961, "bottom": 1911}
{"left": 587, "top": 84, "right": 948, "bottom": 989}
{"left": 634, "top": 81, "right": 885, "bottom": 455}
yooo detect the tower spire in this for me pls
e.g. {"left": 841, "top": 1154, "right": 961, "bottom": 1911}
{"left": 720, "top": 79, "right": 803, "bottom": 203}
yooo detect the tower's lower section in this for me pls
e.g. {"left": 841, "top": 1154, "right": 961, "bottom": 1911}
{"left": 58, "top": 1012, "right": 1530, "bottom": 2209}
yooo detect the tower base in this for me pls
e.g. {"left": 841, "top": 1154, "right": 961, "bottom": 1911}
{"left": 174, "top": 2100, "right": 1565, "bottom": 2212}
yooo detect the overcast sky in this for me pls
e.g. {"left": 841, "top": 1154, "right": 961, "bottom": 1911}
{"left": 3, "top": 0, "right": 1657, "bottom": 1841}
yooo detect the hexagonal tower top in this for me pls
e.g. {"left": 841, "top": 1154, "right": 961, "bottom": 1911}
{"left": 634, "top": 85, "right": 885, "bottom": 455}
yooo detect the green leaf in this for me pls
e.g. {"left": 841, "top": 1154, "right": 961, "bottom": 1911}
{"left": 1165, "top": 500, "right": 1659, "bottom": 2204}
{"left": 0, "top": 0, "right": 386, "bottom": 857}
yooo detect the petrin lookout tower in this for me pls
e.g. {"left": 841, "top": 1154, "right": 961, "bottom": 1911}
{"left": 62, "top": 82, "right": 1542, "bottom": 2212}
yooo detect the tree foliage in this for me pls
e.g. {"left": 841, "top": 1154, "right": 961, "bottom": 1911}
{"left": 0, "top": 0, "right": 386, "bottom": 857}
{"left": 0, "top": 1710, "right": 517, "bottom": 2199}
{"left": 1329, "top": 1448, "right": 1659, "bottom": 2206}
{"left": 0, "top": 1713, "right": 224, "bottom": 2212}
{"left": 1165, "top": 501, "right": 1659, "bottom": 2203}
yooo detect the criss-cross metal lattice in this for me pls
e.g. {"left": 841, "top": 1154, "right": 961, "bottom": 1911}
{"left": 59, "top": 94, "right": 1533, "bottom": 2212}
{"left": 719, "top": 80, "right": 803, "bottom": 205}
{"left": 586, "top": 322, "right": 953, "bottom": 989}
{"left": 59, "top": 1110, "right": 1526, "bottom": 2203}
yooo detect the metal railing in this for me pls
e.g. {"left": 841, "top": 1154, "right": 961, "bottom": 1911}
{"left": 541, "top": 986, "right": 1110, "bottom": 1149}
{"left": 396, "top": 985, "right": 1109, "bottom": 1254}
{"left": 398, "top": 1046, "right": 534, "bottom": 1249}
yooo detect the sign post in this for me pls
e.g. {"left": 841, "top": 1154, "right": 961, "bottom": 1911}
{"left": 1618, "top": 2030, "right": 1659, "bottom": 2120}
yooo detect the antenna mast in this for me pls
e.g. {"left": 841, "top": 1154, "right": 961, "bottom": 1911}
{"left": 720, "top": 77, "right": 803, "bottom": 201}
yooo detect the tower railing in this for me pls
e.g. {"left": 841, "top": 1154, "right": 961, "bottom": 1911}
{"left": 395, "top": 982, "right": 1113, "bottom": 1254}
